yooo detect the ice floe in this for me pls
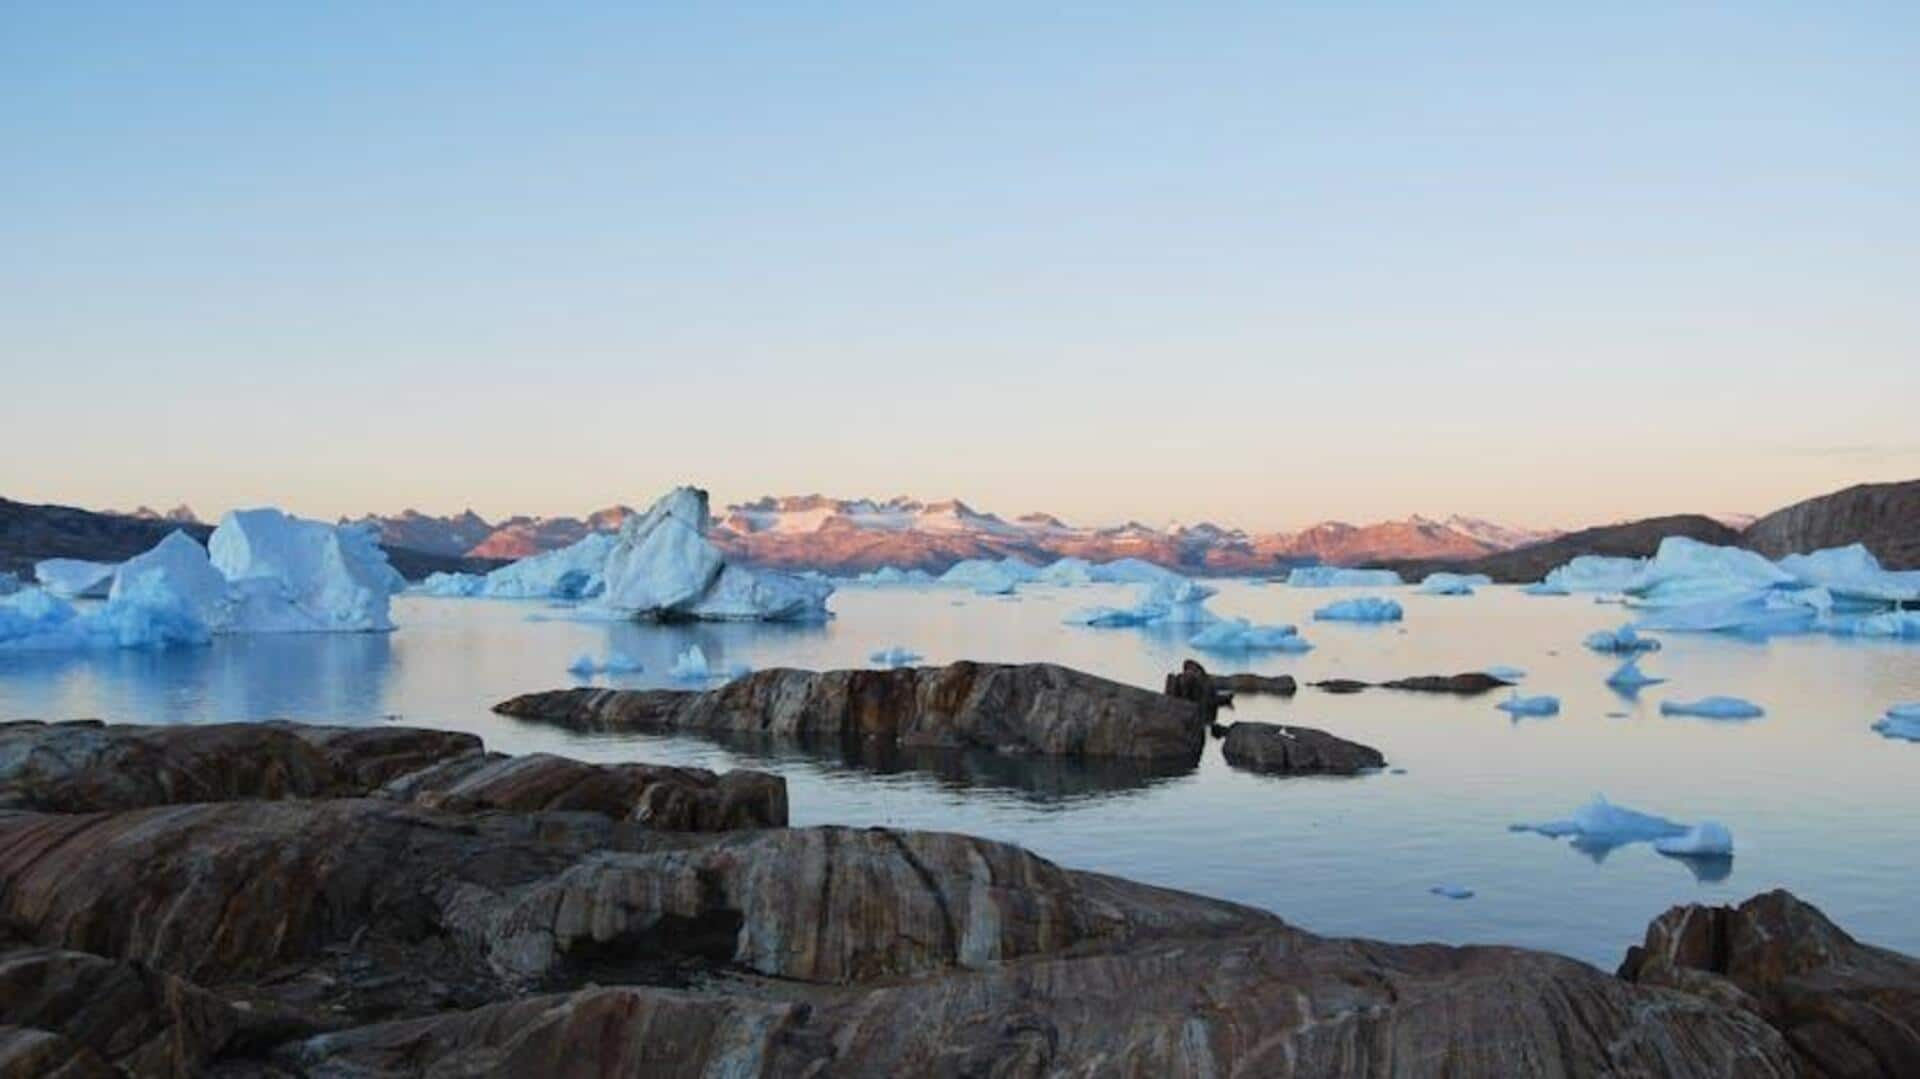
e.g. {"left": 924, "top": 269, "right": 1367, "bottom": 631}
{"left": 1605, "top": 658, "right": 1665, "bottom": 692}
{"left": 1660, "top": 696, "right": 1764, "bottom": 720}
{"left": 568, "top": 651, "right": 644, "bottom": 677}
{"left": 34, "top": 558, "right": 117, "bottom": 599}
{"left": 1511, "top": 794, "right": 1684, "bottom": 850}
{"left": 1429, "top": 885, "right": 1475, "bottom": 900}
{"left": 1873, "top": 703, "right": 1920, "bottom": 742}
{"left": 1418, "top": 572, "right": 1490, "bottom": 595}
{"left": 1312, "top": 597, "right": 1403, "bottom": 623}
{"left": 1187, "top": 618, "right": 1312, "bottom": 654}
{"left": 1653, "top": 821, "right": 1734, "bottom": 857}
{"left": 869, "top": 646, "right": 923, "bottom": 666}
{"left": 1287, "top": 567, "right": 1403, "bottom": 588}
{"left": 1496, "top": 693, "right": 1560, "bottom": 717}
{"left": 1482, "top": 665, "right": 1527, "bottom": 682}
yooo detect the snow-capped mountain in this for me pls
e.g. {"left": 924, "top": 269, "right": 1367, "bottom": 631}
{"left": 352, "top": 495, "right": 1555, "bottom": 575}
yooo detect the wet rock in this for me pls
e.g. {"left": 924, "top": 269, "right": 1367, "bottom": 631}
{"left": 1380, "top": 672, "right": 1514, "bottom": 694}
{"left": 1620, "top": 889, "right": 1920, "bottom": 1077}
{"left": 390, "top": 751, "right": 787, "bottom": 831}
{"left": 1313, "top": 678, "right": 1370, "bottom": 694}
{"left": 0, "top": 946, "right": 239, "bottom": 1078}
{"left": 1221, "top": 721, "right": 1385, "bottom": 775}
{"left": 1163, "top": 659, "right": 1234, "bottom": 724}
{"left": 497, "top": 661, "right": 1206, "bottom": 761}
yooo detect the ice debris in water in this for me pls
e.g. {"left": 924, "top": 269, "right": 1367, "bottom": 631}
{"left": 34, "top": 559, "right": 117, "bottom": 598}
{"left": 567, "top": 654, "right": 596, "bottom": 676}
{"left": 1312, "top": 597, "right": 1403, "bottom": 623}
{"left": 1419, "top": 572, "right": 1490, "bottom": 595}
{"left": 1584, "top": 625, "right": 1660, "bottom": 654}
{"left": 1511, "top": 794, "right": 1697, "bottom": 852}
{"left": 0, "top": 573, "right": 18, "bottom": 597}
{"left": 568, "top": 651, "right": 644, "bottom": 676}
{"left": 869, "top": 646, "right": 923, "bottom": 667}
{"left": 1187, "top": 618, "right": 1311, "bottom": 654}
{"left": 852, "top": 566, "right": 937, "bottom": 585}
{"left": 1872, "top": 703, "right": 1920, "bottom": 742}
{"left": 939, "top": 557, "right": 1040, "bottom": 595}
{"left": 1429, "top": 885, "right": 1475, "bottom": 900}
{"left": 1287, "top": 567, "right": 1403, "bottom": 588}
{"left": 668, "top": 645, "right": 711, "bottom": 681}
{"left": 1522, "top": 581, "right": 1570, "bottom": 596}
{"left": 1482, "top": 665, "right": 1526, "bottom": 682}
{"left": 1660, "top": 696, "right": 1764, "bottom": 720}
{"left": 1496, "top": 693, "right": 1560, "bottom": 718}
{"left": 1605, "top": 658, "right": 1665, "bottom": 692}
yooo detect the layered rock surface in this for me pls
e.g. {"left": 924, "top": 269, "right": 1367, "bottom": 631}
{"left": 0, "top": 719, "right": 1904, "bottom": 1077}
{"left": 496, "top": 661, "right": 1209, "bottom": 761}
{"left": 1221, "top": 720, "right": 1386, "bottom": 775}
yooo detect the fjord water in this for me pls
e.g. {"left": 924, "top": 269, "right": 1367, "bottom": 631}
{"left": 2, "top": 583, "right": 1915, "bottom": 968}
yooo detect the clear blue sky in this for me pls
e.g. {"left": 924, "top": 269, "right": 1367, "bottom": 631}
{"left": 4, "top": 2, "right": 1915, "bottom": 529}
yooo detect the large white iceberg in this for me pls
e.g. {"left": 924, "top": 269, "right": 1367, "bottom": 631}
{"left": 209, "top": 509, "right": 398, "bottom": 632}
{"left": 1287, "top": 566, "right": 1402, "bottom": 588}
{"left": 596, "top": 487, "right": 832, "bottom": 622}
{"left": 1777, "top": 544, "right": 1920, "bottom": 607}
{"left": 1419, "top": 572, "right": 1490, "bottom": 596}
{"left": 1187, "top": 618, "right": 1311, "bottom": 654}
{"left": 113, "top": 530, "right": 237, "bottom": 631}
{"left": 1312, "top": 597, "right": 1403, "bottom": 623}
{"left": 478, "top": 532, "right": 619, "bottom": 599}
{"left": 34, "top": 558, "right": 117, "bottom": 598}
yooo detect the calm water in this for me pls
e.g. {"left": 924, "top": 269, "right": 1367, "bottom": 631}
{"left": 3, "top": 582, "right": 1916, "bottom": 968}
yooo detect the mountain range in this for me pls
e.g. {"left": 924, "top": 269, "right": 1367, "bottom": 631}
{"left": 348, "top": 496, "right": 1560, "bottom": 575}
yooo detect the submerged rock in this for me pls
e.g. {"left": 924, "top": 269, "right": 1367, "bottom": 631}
{"left": 1221, "top": 721, "right": 1385, "bottom": 775}
{"left": 497, "top": 661, "right": 1208, "bottom": 761}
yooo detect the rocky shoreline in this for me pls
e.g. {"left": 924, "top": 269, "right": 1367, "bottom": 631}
{"left": 1, "top": 710, "right": 1915, "bottom": 1076}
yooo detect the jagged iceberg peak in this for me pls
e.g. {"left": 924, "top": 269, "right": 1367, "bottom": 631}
{"left": 209, "top": 508, "right": 399, "bottom": 632}
{"left": 597, "top": 486, "right": 833, "bottom": 622}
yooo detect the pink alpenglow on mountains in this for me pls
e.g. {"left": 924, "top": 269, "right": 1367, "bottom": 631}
{"left": 352, "top": 496, "right": 1557, "bottom": 576}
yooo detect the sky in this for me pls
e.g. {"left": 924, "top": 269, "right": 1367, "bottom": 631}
{"left": 3, "top": 2, "right": 1916, "bottom": 531}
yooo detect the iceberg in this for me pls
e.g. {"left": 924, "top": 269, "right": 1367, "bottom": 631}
{"left": 869, "top": 646, "right": 923, "bottom": 667}
{"left": 1630, "top": 537, "right": 1793, "bottom": 606}
{"left": 1542, "top": 555, "right": 1646, "bottom": 594}
{"left": 480, "top": 532, "right": 619, "bottom": 599}
{"left": 1660, "top": 696, "right": 1764, "bottom": 720}
{"left": 1187, "top": 618, "right": 1312, "bottom": 654}
{"left": 668, "top": 644, "right": 711, "bottom": 681}
{"left": 1034, "top": 557, "right": 1095, "bottom": 586}
{"left": 1496, "top": 693, "right": 1560, "bottom": 718}
{"left": 0, "top": 585, "right": 211, "bottom": 652}
{"left": 113, "top": 530, "right": 236, "bottom": 631}
{"left": 1873, "top": 703, "right": 1920, "bottom": 742}
{"left": 1777, "top": 544, "right": 1920, "bottom": 606}
{"left": 1511, "top": 794, "right": 1687, "bottom": 851}
{"left": 853, "top": 566, "right": 936, "bottom": 585}
{"left": 1629, "top": 592, "right": 1818, "bottom": 637}
{"left": 1062, "top": 577, "right": 1220, "bottom": 629}
{"left": 939, "top": 557, "right": 1040, "bottom": 595}
{"left": 34, "top": 558, "right": 117, "bottom": 598}
{"left": 419, "top": 571, "right": 485, "bottom": 597}
{"left": 1088, "top": 557, "right": 1185, "bottom": 585}
{"left": 0, "top": 572, "right": 18, "bottom": 597}
{"left": 1521, "top": 581, "right": 1570, "bottom": 596}
{"left": 1287, "top": 566, "right": 1402, "bottom": 588}
{"left": 1419, "top": 572, "right": 1490, "bottom": 596}
{"left": 1834, "top": 612, "right": 1920, "bottom": 640}
{"left": 1605, "top": 658, "right": 1665, "bottom": 692}
{"left": 568, "top": 650, "right": 643, "bottom": 677}
{"left": 209, "top": 509, "right": 399, "bottom": 632}
{"left": 1653, "top": 821, "right": 1734, "bottom": 857}
{"left": 1583, "top": 625, "right": 1660, "bottom": 654}
{"left": 1312, "top": 597, "right": 1403, "bottom": 623}
{"left": 597, "top": 487, "right": 833, "bottom": 622}
{"left": 567, "top": 654, "right": 596, "bottom": 676}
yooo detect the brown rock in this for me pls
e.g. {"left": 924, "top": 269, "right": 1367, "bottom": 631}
{"left": 1380, "top": 672, "right": 1513, "bottom": 694}
{"left": 392, "top": 751, "right": 787, "bottom": 831}
{"left": 1620, "top": 889, "right": 1920, "bottom": 1077}
{"left": 1312, "top": 678, "right": 1370, "bottom": 694}
{"left": 496, "top": 661, "right": 1206, "bottom": 761}
{"left": 0, "top": 947, "right": 238, "bottom": 1078}
{"left": 1221, "top": 721, "right": 1385, "bottom": 775}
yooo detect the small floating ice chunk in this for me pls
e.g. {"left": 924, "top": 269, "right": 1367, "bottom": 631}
{"left": 567, "top": 654, "right": 597, "bottom": 675}
{"left": 1653, "top": 821, "right": 1734, "bottom": 857}
{"left": 1869, "top": 703, "right": 1920, "bottom": 742}
{"left": 1483, "top": 665, "right": 1526, "bottom": 682}
{"left": 1605, "top": 658, "right": 1665, "bottom": 692}
{"left": 1187, "top": 618, "right": 1311, "bottom": 653}
{"left": 1584, "top": 625, "right": 1660, "bottom": 654}
{"left": 1287, "top": 567, "right": 1402, "bottom": 588}
{"left": 1522, "top": 581, "right": 1570, "bottom": 596}
{"left": 34, "top": 559, "right": 117, "bottom": 599}
{"left": 668, "top": 645, "right": 711, "bottom": 681}
{"left": 1419, "top": 572, "right": 1490, "bottom": 596}
{"left": 1312, "top": 597, "right": 1403, "bottom": 623}
{"left": 1429, "top": 885, "right": 1475, "bottom": 900}
{"left": 1660, "top": 696, "right": 1764, "bottom": 720}
{"left": 1496, "top": 692, "right": 1560, "bottom": 717}
{"left": 869, "top": 646, "right": 923, "bottom": 667}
